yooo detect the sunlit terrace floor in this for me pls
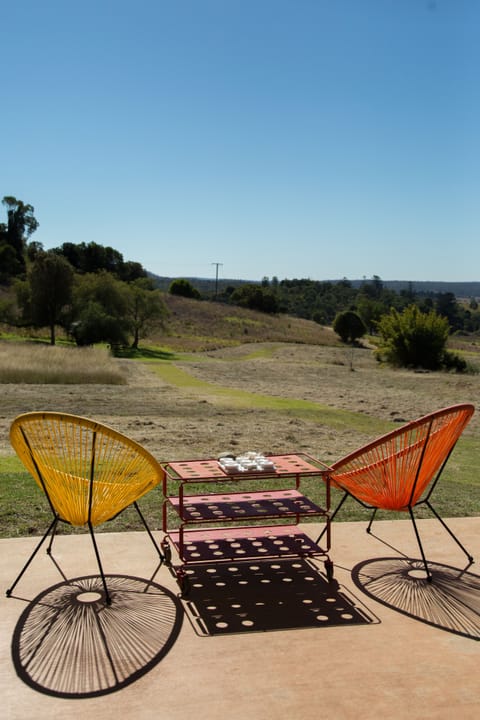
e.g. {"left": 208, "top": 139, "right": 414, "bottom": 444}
{"left": 2, "top": 517, "right": 479, "bottom": 720}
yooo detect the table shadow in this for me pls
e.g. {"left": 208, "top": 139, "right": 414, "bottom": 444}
{"left": 180, "top": 557, "right": 379, "bottom": 636}
{"left": 351, "top": 557, "right": 480, "bottom": 641}
{"left": 11, "top": 574, "right": 183, "bottom": 698}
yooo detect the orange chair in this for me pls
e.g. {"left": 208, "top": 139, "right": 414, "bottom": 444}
{"left": 6, "top": 412, "right": 165, "bottom": 603}
{"left": 317, "top": 404, "right": 474, "bottom": 580}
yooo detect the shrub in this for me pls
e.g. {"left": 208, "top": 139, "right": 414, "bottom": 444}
{"left": 71, "top": 301, "right": 129, "bottom": 346}
{"left": 230, "top": 284, "right": 279, "bottom": 314}
{"left": 442, "top": 350, "right": 467, "bottom": 373}
{"left": 333, "top": 310, "right": 367, "bottom": 344}
{"left": 376, "top": 305, "right": 449, "bottom": 370}
{"left": 169, "top": 278, "right": 201, "bottom": 299}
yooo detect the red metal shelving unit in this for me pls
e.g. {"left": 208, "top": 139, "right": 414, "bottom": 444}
{"left": 161, "top": 453, "right": 333, "bottom": 595}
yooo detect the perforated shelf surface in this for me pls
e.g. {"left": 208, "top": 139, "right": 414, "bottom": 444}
{"left": 166, "top": 524, "right": 328, "bottom": 563}
{"left": 165, "top": 453, "right": 327, "bottom": 481}
{"left": 167, "top": 489, "right": 326, "bottom": 522}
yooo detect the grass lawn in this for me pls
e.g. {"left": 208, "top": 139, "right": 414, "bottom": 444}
{"left": 1, "top": 433, "right": 479, "bottom": 539}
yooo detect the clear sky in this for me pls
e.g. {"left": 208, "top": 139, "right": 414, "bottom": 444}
{"left": 3, "top": 0, "right": 479, "bottom": 283}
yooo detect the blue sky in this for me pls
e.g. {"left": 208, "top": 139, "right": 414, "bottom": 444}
{"left": 3, "top": 0, "right": 479, "bottom": 282}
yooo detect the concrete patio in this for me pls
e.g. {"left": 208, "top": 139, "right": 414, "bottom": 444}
{"left": 2, "top": 517, "right": 479, "bottom": 720}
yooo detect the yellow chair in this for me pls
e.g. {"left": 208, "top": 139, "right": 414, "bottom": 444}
{"left": 317, "top": 404, "right": 474, "bottom": 580}
{"left": 6, "top": 412, "right": 165, "bottom": 603}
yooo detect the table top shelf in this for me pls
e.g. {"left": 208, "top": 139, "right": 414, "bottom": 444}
{"left": 164, "top": 453, "right": 329, "bottom": 483}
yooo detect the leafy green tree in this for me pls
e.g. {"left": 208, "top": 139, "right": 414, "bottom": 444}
{"left": 52, "top": 241, "right": 147, "bottom": 280}
{"left": 118, "top": 260, "right": 147, "bottom": 282}
{"left": 231, "top": 284, "right": 279, "bottom": 313}
{"left": 376, "top": 304, "right": 449, "bottom": 370}
{"left": 435, "top": 292, "right": 462, "bottom": 331}
{"left": 0, "top": 196, "right": 39, "bottom": 280}
{"left": 359, "top": 275, "right": 384, "bottom": 300}
{"left": 0, "top": 243, "right": 20, "bottom": 282}
{"left": 26, "top": 240, "right": 44, "bottom": 262}
{"left": 71, "top": 272, "right": 131, "bottom": 346}
{"left": 356, "top": 297, "right": 385, "bottom": 334}
{"left": 333, "top": 310, "right": 367, "bottom": 344}
{"left": 0, "top": 293, "right": 17, "bottom": 324}
{"left": 22, "top": 251, "right": 74, "bottom": 345}
{"left": 126, "top": 278, "right": 167, "bottom": 349}
{"left": 70, "top": 301, "right": 130, "bottom": 347}
{"left": 15, "top": 251, "right": 73, "bottom": 345}
{"left": 169, "top": 278, "right": 201, "bottom": 299}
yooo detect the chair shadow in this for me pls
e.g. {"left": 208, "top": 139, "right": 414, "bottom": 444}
{"left": 351, "top": 557, "right": 480, "bottom": 641}
{"left": 10, "top": 573, "right": 184, "bottom": 698}
{"left": 179, "top": 557, "right": 380, "bottom": 636}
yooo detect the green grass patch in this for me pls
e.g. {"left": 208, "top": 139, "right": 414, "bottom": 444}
{"left": 0, "top": 464, "right": 165, "bottom": 538}
{"left": 225, "top": 346, "right": 280, "bottom": 361}
{"left": 113, "top": 345, "right": 179, "bottom": 361}
{"left": 1, "top": 440, "right": 478, "bottom": 539}
{"left": 224, "top": 316, "right": 263, "bottom": 327}
{"left": 150, "top": 361, "right": 389, "bottom": 434}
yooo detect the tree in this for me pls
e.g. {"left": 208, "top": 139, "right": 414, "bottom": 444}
{"left": 0, "top": 243, "right": 20, "bottom": 283}
{"left": 169, "top": 278, "right": 201, "bottom": 299}
{"left": 52, "top": 241, "right": 147, "bottom": 280}
{"left": 355, "top": 297, "right": 385, "bottom": 334}
{"left": 118, "top": 260, "right": 147, "bottom": 282}
{"left": 333, "top": 310, "right": 367, "bottom": 344}
{"left": 71, "top": 271, "right": 131, "bottom": 346}
{"left": 435, "top": 292, "right": 462, "bottom": 332}
{"left": 24, "top": 251, "right": 74, "bottom": 345}
{"left": 230, "top": 284, "right": 279, "bottom": 313}
{"left": 126, "top": 278, "right": 167, "bottom": 349}
{"left": 359, "top": 275, "right": 384, "bottom": 300}
{"left": 376, "top": 304, "right": 449, "bottom": 370}
{"left": 0, "top": 196, "right": 39, "bottom": 280}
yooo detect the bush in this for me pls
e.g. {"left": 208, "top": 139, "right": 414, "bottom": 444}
{"left": 333, "top": 310, "right": 367, "bottom": 343}
{"left": 70, "top": 301, "right": 129, "bottom": 346}
{"left": 376, "top": 305, "right": 450, "bottom": 370}
{"left": 169, "top": 278, "right": 201, "bottom": 299}
{"left": 230, "top": 284, "right": 279, "bottom": 314}
{"left": 442, "top": 350, "right": 467, "bottom": 373}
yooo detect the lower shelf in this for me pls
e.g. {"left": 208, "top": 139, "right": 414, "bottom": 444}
{"left": 164, "top": 524, "right": 329, "bottom": 564}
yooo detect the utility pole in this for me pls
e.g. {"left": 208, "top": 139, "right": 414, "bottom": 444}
{"left": 211, "top": 262, "right": 223, "bottom": 299}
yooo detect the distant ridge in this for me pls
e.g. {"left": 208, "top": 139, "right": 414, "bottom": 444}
{"left": 149, "top": 274, "right": 480, "bottom": 298}
{"left": 342, "top": 280, "right": 480, "bottom": 297}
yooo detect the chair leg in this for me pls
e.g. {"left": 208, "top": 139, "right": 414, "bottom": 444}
{"left": 46, "top": 516, "right": 60, "bottom": 555}
{"left": 366, "top": 508, "right": 378, "bottom": 534}
{"left": 87, "top": 522, "right": 112, "bottom": 605}
{"left": 316, "top": 492, "right": 349, "bottom": 543}
{"left": 6, "top": 515, "right": 59, "bottom": 597}
{"left": 425, "top": 500, "right": 474, "bottom": 564}
{"left": 408, "top": 507, "right": 432, "bottom": 582}
{"left": 133, "top": 501, "right": 164, "bottom": 564}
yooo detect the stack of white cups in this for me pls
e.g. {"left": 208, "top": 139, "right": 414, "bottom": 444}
{"left": 218, "top": 452, "right": 276, "bottom": 474}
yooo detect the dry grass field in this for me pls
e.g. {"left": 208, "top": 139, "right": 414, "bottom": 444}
{"left": 1, "top": 296, "right": 479, "bottom": 535}
{"left": 1, "top": 340, "right": 478, "bottom": 466}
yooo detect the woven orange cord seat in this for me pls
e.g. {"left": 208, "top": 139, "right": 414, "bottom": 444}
{"left": 318, "top": 404, "right": 474, "bottom": 580}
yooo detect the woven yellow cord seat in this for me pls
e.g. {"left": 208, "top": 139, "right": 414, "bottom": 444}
{"left": 7, "top": 412, "right": 165, "bottom": 603}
